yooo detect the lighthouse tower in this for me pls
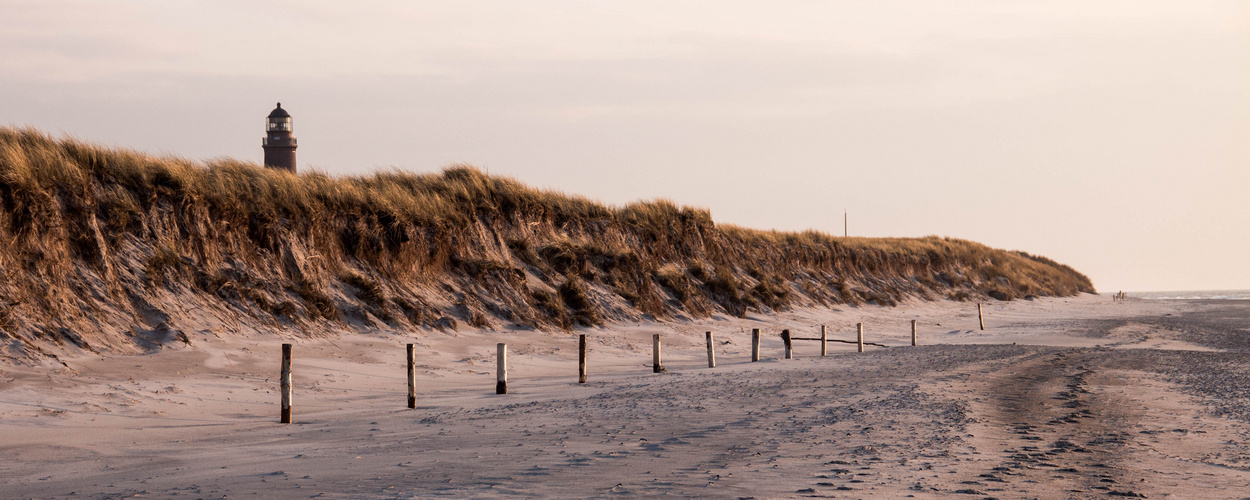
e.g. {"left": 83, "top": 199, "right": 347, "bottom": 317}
{"left": 262, "top": 102, "right": 297, "bottom": 173}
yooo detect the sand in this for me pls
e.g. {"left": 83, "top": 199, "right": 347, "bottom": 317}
{"left": 3, "top": 295, "right": 1250, "bottom": 498}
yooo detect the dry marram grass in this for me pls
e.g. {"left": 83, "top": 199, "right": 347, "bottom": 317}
{"left": 0, "top": 127, "right": 1094, "bottom": 361}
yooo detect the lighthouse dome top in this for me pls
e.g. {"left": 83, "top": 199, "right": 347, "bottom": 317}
{"left": 267, "top": 103, "right": 290, "bottom": 119}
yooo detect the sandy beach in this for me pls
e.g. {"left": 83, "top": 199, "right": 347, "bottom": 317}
{"left": 3, "top": 294, "right": 1249, "bottom": 499}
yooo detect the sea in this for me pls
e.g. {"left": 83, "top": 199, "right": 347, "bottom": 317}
{"left": 1123, "top": 290, "right": 1250, "bottom": 300}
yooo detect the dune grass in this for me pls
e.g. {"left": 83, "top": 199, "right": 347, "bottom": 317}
{"left": 0, "top": 127, "right": 1094, "bottom": 358}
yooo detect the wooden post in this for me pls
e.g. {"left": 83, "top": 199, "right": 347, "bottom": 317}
{"left": 820, "top": 325, "right": 827, "bottom": 356}
{"left": 578, "top": 334, "right": 587, "bottom": 383}
{"left": 911, "top": 320, "right": 917, "bottom": 347}
{"left": 782, "top": 329, "right": 792, "bottom": 359}
{"left": 856, "top": 323, "right": 864, "bottom": 353}
{"left": 406, "top": 343, "right": 416, "bottom": 408}
{"left": 280, "top": 343, "right": 292, "bottom": 424}
{"left": 751, "top": 328, "right": 760, "bottom": 362}
{"left": 496, "top": 343, "right": 508, "bottom": 394}
{"left": 978, "top": 303, "right": 985, "bottom": 330}
{"left": 705, "top": 331, "right": 716, "bottom": 368}
{"left": 653, "top": 334, "right": 664, "bottom": 373}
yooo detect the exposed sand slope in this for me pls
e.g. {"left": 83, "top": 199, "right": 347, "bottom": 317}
{"left": 3, "top": 295, "right": 1249, "bottom": 498}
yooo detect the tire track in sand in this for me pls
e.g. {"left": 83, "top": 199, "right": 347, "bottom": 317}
{"left": 961, "top": 350, "right": 1154, "bottom": 499}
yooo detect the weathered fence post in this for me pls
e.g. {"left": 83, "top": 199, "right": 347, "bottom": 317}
{"left": 407, "top": 343, "right": 416, "bottom": 408}
{"left": 911, "top": 320, "right": 918, "bottom": 347}
{"left": 978, "top": 303, "right": 985, "bottom": 330}
{"left": 653, "top": 334, "right": 664, "bottom": 373}
{"left": 751, "top": 328, "right": 760, "bottom": 362}
{"left": 578, "top": 334, "right": 587, "bottom": 383}
{"left": 820, "top": 325, "right": 828, "bottom": 356}
{"left": 280, "top": 343, "right": 292, "bottom": 423}
{"left": 496, "top": 343, "right": 508, "bottom": 394}
{"left": 782, "top": 329, "right": 793, "bottom": 359}
{"left": 705, "top": 331, "right": 716, "bottom": 368}
{"left": 856, "top": 323, "right": 864, "bottom": 353}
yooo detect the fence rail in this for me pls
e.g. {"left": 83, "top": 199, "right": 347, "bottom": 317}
{"left": 270, "top": 309, "right": 987, "bottom": 423}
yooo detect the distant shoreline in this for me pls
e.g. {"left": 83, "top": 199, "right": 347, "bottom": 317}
{"left": 1120, "top": 289, "right": 1250, "bottom": 300}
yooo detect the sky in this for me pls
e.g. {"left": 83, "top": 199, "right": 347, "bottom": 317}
{"left": 2, "top": 1, "right": 1247, "bottom": 292}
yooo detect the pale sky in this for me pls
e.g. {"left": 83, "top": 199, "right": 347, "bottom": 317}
{"left": 2, "top": 1, "right": 1247, "bottom": 292}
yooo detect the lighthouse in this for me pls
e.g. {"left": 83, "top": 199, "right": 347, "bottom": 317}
{"left": 262, "top": 102, "right": 297, "bottom": 173}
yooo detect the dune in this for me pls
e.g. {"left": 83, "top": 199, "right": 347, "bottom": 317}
{"left": 0, "top": 127, "right": 1090, "bottom": 364}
